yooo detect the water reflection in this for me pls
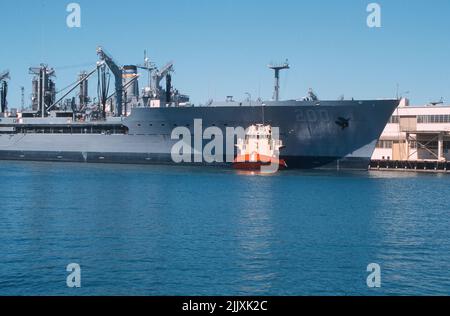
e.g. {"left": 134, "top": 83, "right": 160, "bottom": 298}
{"left": 232, "top": 177, "right": 277, "bottom": 294}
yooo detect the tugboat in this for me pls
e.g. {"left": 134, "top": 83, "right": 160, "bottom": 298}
{"left": 233, "top": 124, "right": 288, "bottom": 171}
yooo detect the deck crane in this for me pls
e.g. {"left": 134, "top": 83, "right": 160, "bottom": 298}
{"left": 152, "top": 61, "right": 174, "bottom": 101}
{"left": 0, "top": 70, "right": 10, "bottom": 113}
{"left": 137, "top": 55, "right": 174, "bottom": 105}
{"left": 46, "top": 63, "right": 103, "bottom": 113}
{"left": 29, "top": 65, "right": 56, "bottom": 117}
{"left": 96, "top": 47, "right": 123, "bottom": 117}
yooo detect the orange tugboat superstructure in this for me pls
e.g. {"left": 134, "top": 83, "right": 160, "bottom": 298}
{"left": 233, "top": 124, "right": 287, "bottom": 171}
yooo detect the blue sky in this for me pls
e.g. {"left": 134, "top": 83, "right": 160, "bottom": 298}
{"left": 1, "top": 0, "right": 450, "bottom": 106}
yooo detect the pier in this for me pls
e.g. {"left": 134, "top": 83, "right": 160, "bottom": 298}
{"left": 370, "top": 159, "right": 450, "bottom": 173}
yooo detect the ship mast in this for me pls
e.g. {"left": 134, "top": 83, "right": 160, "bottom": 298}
{"left": 268, "top": 60, "right": 290, "bottom": 101}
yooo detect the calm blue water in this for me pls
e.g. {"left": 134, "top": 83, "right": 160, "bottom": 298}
{"left": 0, "top": 161, "right": 449, "bottom": 296}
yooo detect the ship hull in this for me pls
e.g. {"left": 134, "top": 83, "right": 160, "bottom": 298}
{"left": 0, "top": 99, "right": 398, "bottom": 170}
{"left": 0, "top": 150, "right": 369, "bottom": 169}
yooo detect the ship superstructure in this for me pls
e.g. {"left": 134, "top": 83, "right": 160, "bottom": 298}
{"left": 0, "top": 48, "right": 399, "bottom": 170}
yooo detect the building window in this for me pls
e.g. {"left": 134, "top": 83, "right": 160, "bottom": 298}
{"left": 376, "top": 140, "right": 393, "bottom": 149}
{"left": 388, "top": 116, "right": 399, "bottom": 124}
{"left": 417, "top": 115, "right": 450, "bottom": 124}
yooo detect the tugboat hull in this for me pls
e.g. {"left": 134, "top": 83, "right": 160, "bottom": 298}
{"left": 233, "top": 154, "right": 288, "bottom": 170}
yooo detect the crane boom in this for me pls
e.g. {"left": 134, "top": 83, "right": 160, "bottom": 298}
{"left": 152, "top": 61, "right": 174, "bottom": 97}
{"left": 0, "top": 70, "right": 10, "bottom": 81}
{"left": 96, "top": 47, "right": 123, "bottom": 117}
{"left": 158, "top": 62, "right": 174, "bottom": 78}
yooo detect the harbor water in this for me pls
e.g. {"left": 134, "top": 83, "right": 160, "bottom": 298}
{"left": 0, "top": 161, "right": 449, "bottom": 295}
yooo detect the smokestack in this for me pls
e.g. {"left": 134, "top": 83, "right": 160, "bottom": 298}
{"left": 123, "top": 65, "right": 139, "bottom": 101}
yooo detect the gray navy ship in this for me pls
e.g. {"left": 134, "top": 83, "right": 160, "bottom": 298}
{"left": 0, "top": 48, "right": 399, "bottom": 170}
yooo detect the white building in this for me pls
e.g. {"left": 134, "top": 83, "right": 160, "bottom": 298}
{"left": 372, "top": 98, "right": 450, "bottom": 162}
